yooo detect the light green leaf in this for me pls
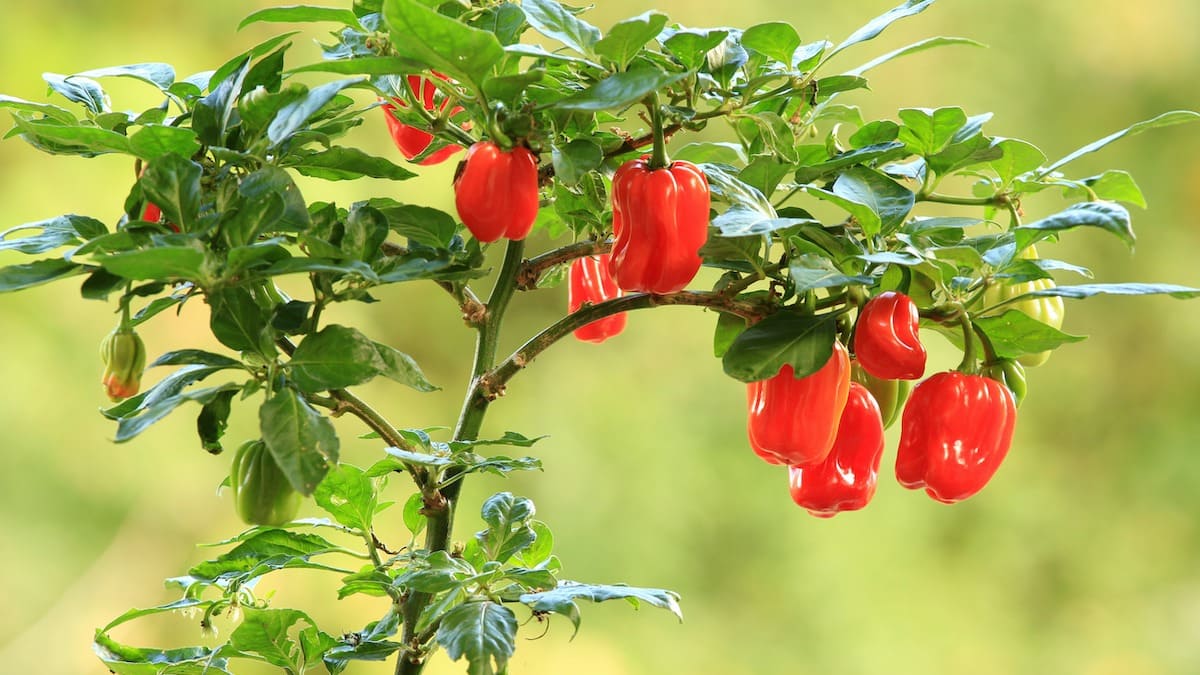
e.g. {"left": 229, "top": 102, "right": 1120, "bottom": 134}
{"left": 521, "top": 0, "right": 601, "bottom": 55}
{"left": 1042, "top": 110, "right": 1200, "bottom": 176}
{"left": 239, "top": 5, "right": 362, "bottom": 30}
{"left": 382, "top": 0, "right": 504, "bottom": 92}
{"left": 595, "top": 12, "right": 669, "bottom": 69}
{"left": 845, "top": 36, "right": 984, "bottom": 77}
{"left": 555, "top": 69, "right": 686, "bottom": 112}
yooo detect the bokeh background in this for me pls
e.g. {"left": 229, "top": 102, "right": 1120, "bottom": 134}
{"left": 1, "top": 1, "right": 1199, "bottom": 673}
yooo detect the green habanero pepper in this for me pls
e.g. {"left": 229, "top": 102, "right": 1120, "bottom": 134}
{"left": 230, "top": 440, "right": 302, "bottom": 526}
{"left": 984, "top": 358, "right": 1028, "bottom": 407}
{"left": 851, "top": 360, "right": 910, "bottom": 429}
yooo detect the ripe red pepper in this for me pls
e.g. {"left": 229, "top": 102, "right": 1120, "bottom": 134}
{"left": 453, "top": 141, "right": 540, "bottom": 243}
{"left": 788, "top": 382, "right": 885, "bottom": 518}
{"left": 746, "top": 341, "right": 851, "bottom": 466}
{"left": 853, "top": 291, "right": 926, "bottom": 380}
{"left": 380, "top": 73, "right": 463, "bottom": 165}
{"left": 608, "top": 157, "right": 709, "bottom": 294}
{"left": 568, "top": 254, "right": 626, "bottom": 343}
{"left": 896, "top": 371, "right": 1017, "bottom": 504}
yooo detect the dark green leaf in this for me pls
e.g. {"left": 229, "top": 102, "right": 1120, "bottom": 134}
{"left": 260, "top": 387, "right": 340, "bottom": 495}
{"left": 287, "top": 56, "right": 424, "bottom": 76}
{"left": 268, "top": 78, "right": 363, "bottom": 146}
{"left": 521, "top": 0, "right": 601, "bottom": 55}
{"left": 1014, "top": 201, "right": 1134, "bottom": 250}
{"left": 0, "top": 258, "right": 82, "bottom": 291}
{"left": 435, "top": 601, "right": 518, "bottom": 673}
{"left": 289, "top": 325, "right": 381, "bottom": 391}
{"left": 595, "top": 12, "right": 669, "bottom": 68}
{"left": 208, "top": 285, "right": 274, "bottom": 355}
{"left": 286, "top": 146, "right": 416, "bottom": 181}
{"left": 794, "top": 141, "right": 907, "bottom": 184}
{"left": 129, "top": 126, "right": 200, "bottom": 160}
{"left": 551, "top": 139, "right": 604, "bottom": 186}
{"left": 95, "top": 246, "right": 210, "bottom": 282}
{"left": 313, "top": 463, "right": 377, "bottom": 531}
{"left": 115, "top": 384, "right": 240, "bottom": 443}
{"left": 555, "top": 69, "right": 687, "bottom": 112}
{"left": 713, "top": 312, "right": 748, "bottom": 358}
{"left": 808, "top": 166, "right": 914, "bottom": 236}
{"left": 789, "top": 254, "right": 873, "bottom": 291}
{"left": 374, "top": 341, "right": 438, "bottom": 392}
{"left": 141, "top": 154, "right": 203, "bottom": 230}
{"left": 722, "top": 312, "right": 837, "bottom": 383}
{"left": 367, "top": 199, "right": 458, "bottom": 248}
{"left": 189, "top": 529, "right": 343, "bottom": 581}
{"left": 382, "top": 0, "right": 504, "bottom": 92}
{"left": 518, "top": 581, "right": 683, "bottom": 636}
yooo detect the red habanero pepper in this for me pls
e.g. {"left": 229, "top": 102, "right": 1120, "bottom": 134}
{"left": 853, "top": 291, "right": 926, "bottom": 380}
{"left": 380, "top": 73, "right": 463, "bottom": 165}
{"left": 746, "top": 341, "right": 852, "bottom": 466}
{"left": 788, "top": 382, "right": 885, "bottom": 518}
{"left": 137, "top": 166, "right": 179, "bottom": 232}
{"left": 568, "top": 254, "right": 626, "bottom": 343}
{"left": 608, "top": 157, "right": 709, "bottom": 294}
{"left": 453, "top": 141, "right": 540, "bottom": 243}
{"left": 896, "top": 371, "right": 1017, "bottom": 504}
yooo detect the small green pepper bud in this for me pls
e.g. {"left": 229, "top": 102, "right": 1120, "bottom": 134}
{"left": 983, "top": 358, "right": 1027, "bottom": 408}
{"left": 100, "top": 327, "right": 146, "bottom": 401}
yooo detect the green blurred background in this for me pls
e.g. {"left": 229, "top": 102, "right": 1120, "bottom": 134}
{"left": 1, "top": 1, "right": 1199, "bottom": 673}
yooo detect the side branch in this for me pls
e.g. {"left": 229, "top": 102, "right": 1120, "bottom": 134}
{"left": 516, "top": 239, "right": 613, "bottom": 290}
{"left": 483, "top": 291, "right": 764, "bottom": 398}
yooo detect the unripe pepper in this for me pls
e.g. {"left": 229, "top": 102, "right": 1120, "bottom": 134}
{"left": 453, "top": 141, "right": 539, "bottom": 243}
{"left": 981, "top": 245, "right": 1065, "bottom": 367}
{"left": 230, "top": 440, "right": 302, "bottom": 526}
{"left": 983, "top": 359, "right": 1027, "bottom": 407}
{"left": 851, "top": 360, "right": 910, "bottom": 429}
{"left": 746, "top": 341, "right": 852, "bottom": 466}
{"left": 853, "top": 291, "right": 926, "bottom": 380}
{"left": 568, "top": 254, "right": 626, "bottom": 343}
{"left": 100, "top": 327, "right": 146, "bottom": 401}
{"left": 788, "top": 382, "right": 885, "bottom": 518}
{"left": 380, "top": 72, "right": 463, "bottom": 165}
{"left": 608, "top": 156, "right": 709, "bottom": 294}
{"left": 896, "top": 371, "right": 1017, "bottom": 504}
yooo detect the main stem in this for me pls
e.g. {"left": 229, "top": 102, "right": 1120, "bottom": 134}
{"left": 395, "top": 239, "right": 526, "bottom": 675}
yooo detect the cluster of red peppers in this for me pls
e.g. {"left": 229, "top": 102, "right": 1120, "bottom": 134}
{"left": 748, "top": 291, "right": 1018, "bottom": 516}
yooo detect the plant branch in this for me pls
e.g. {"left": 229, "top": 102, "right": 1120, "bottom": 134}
{"left": 482, "top": 291, "right": 763, "bottom": 399}
{"left": 516, "top": 239, "right": 613, "bottom": 290}
{"left": 921, "top": 192, "right": 1010, "bottom": 207}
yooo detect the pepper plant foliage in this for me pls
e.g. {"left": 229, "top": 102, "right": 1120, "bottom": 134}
{"left": 1, "top": 0, "right": 1197, "bottom": 672}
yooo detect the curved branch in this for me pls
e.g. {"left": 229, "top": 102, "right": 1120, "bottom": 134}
{"left": 484, "top": 291, "right": 764, "bottom": 398}
{"left": 516, "top": 239, "right": 613, "bottom": 290}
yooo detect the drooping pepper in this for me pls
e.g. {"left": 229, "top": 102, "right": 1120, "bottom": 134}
{"left": 896, "top": 371, "right": 1017, "bottom": 504}
{"left": 853, "top": 291, "right": 926, "bottom": 380}
{"left": 100, "top": 327, "right": 146, "bottom": 401}
{"left": 608, "top": 156, "right": 709, "bottom": 294}
{"left": 983, "top": 358, "right": 1027, "bottom": 407}
{"left": 851, "top": 360, "right": 910, "bottom": 429}
{"left": 230, "top": 439, "right": 302, "bottom": 526}
{"left": 746, "top": 341, "right": 852, "bottom": 466}
{"left": 380, "top": 73, "right": 463, "bottom": 165}
{"left": 453, "top": 141, "right": 540, "bottom": 243}
{"left": 788, "top": 382, "right": 885, "bottom": 518}
{"left": 981, "top": 245, "right": 1065, "bottom": 367}
{"left": 568, "top": 254, "right": 626, "bottom": 343}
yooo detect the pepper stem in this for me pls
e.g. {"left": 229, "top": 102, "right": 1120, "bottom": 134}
{"left": 647, "top": 92, "right": 669, "bottom": 169}
{"left": 956, "top": 309, "right": 978, "bottom": 373}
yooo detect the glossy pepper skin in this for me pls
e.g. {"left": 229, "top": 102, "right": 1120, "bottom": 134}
{"left": 981, "top": 245, "right": 1065, "bottom": 367}
{"left": 380, "top": 73, "right": 463, "bottom": 165}
{"left": 230, "top": 440, "right": 302, "bottom": 526}
{"left": 788, "top": 382, "right": 885, "bottom": 518}
{"left": 851, "top": 360, "right": 910, "bottom": 429}
{"left": 568, "top": 254, "right": 626, "bottom": 343}
{"left": 896, "top": 371, "right": 1017, "bottom": 504}
{"left": 747, "top": 341, "right": 852, "bottom": 466}
{"left": 100, "top": 327, "right": 146, "bottom": 401}
{"left": 608, "top": 157, "right": 709, "bottom": 294}
{"left": 454, "top": 141, "right": 540, "bottom": 243}
{"left": 853, "top": 291, "right": 926, "bottom": 380}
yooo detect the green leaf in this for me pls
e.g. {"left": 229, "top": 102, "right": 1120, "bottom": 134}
{"left": 141, "top": 154, "right": 203, "bottom": 230}
{"left": 662, "top": 29, "right": 729, "bottom": 71}
{"left": 240, "top": 5, "right": 362, "bottom": 30}
{"left": 789, "top": 254, "right": 873, "bottom": 291}
{"left": 1011, "top": 283, "right": 1200, "bottom": 301}
{"left": 845, "top": 36, "right": 984, "bottom": 77}
{"left": 367, "top": 199, "right": 458, "bottom": 248}
{"left": 395, "top": 550, "right": 477, "bottom": 593}
{"left": 129, "top": 126, "right": 200, "bottom": 160}
{"left": 260, "top": 387, "right": 340, "bottom": 495}
{"left": 286, "top": 146, "right": 417, "bottom": 181}
{"left": 898, "top": 106, "right": 967, "bottom": 156}
{"left": 268, "top": 78, "right": 363, "bottom": 146}
{"left": 435, "top": 601, "right": 518, "bottom": 674}
{"left": 374, "top": 341, "right": 438, "bottom": 392}
{"left": 1042, "top": 110, "right": 1200, "bottom": 175}
{"left": 712, "top": 205, "right": 814, "bottom": 237}
{"left": 382, "top": 0, "right": 504, "bottom": 92}
{"left": 189, "top": 529, "right": 344, "bottom": 581}
{"left": 0, "top": 258, "right": 82, "bottom": 291}
{"left": 518, "top": 581, "right": 683, "bottom": 637}
{"left": 115, "top": 384, "right": 240, "bottom": 443}
{"left": 93, "top": 632, "right": 230, "bottom": 675}
{"left": 849, "top": 121, "right": 900, "bottom": 148}
{"left": 477, "top": 492, "right": 536, "bottom": 564}
{"left": 229, "top": 608, "right": 310, "bottom": 671}
{"left": 741, "top": 22, "right": 801, "bottom": 64}
{"left": 551, "top": 139, "right": 604, "bottom": 186}
{"left": 827, "top": 0, "right": 938, "bottom": 61}
{"left": 0, "top": 94, "right": 77, "bottom": 124}
{"left": 1071, "top": 170, "right": 1147, "bottom": 209}
{"left": 555, "top": 69, "right": 687, "bottom": 112}
{"left": 196, "top": 388, "right": 237, "bottom": 454}
{"left": 807, "top": 166, "right": 914, "bottom": 236}
{"left": 403, "top": 492, "right": 427, "bottom": 536}
{"left": 672, "top": 142, "right": 745, "bottom": 166}
{"left": 287, "top": 56, "right": 424, "bottom": 76}
{"left": 793, "top": 141, "right": 907, "bottom": 184}
{"left": 1014, "top": 201, "right": 1134, "bottom": 250}
{"left": 521, "top": 0, "right": 601, "bottom": 55}
{"left": 990, "top": 138, "right": 1045, "bottom": 186}
{"left": 208, "top": 285, "right": 274, "bottom": 355}
{"left": 10, "top": 117, "right": 131, "bottom": 156}
{"left": 516, "top": 520, "right": 555, "bottom": 568}
{"left": 712, "top": 311, "right": 747, "bottom": 359}
{"left": 0, "top": 214, "right": 96, "bottom": 254}
{"left": 595, "top": 12, "right": 669, "bottom": 69}
{"left": 722, "top": 312, "right": 837, "bottom": 383}
{"left": 42, "top": 72, "right": 108, "bottom": 113}
{"left": 95, "top": 246, "right": 211, "bottom": 282}
{"left": 973, "top": 310, "right": 1086, "bottom": 360}
{"left": 313, "top": 463, "right": 377, "bottom": 531}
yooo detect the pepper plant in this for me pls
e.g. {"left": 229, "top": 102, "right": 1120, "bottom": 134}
{"left": 0, "top": 0, "right": 1197, "bottom": 672}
